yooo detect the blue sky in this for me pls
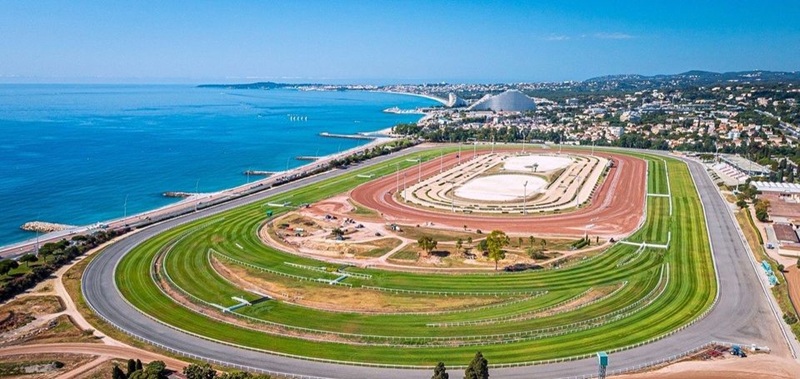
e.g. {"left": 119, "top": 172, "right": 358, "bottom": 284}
{"left": 0, "top": 1, "right": 798, "bottom": 83}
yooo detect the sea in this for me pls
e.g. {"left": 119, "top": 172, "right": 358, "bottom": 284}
{"left": 0, "top": 84, "right": 436, "bottom": 246}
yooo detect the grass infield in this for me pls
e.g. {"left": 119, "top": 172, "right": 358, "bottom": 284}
{"left": 111, "top": 148, "right": 716, "bottom": 366}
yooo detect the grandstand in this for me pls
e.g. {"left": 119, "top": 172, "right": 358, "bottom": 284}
{"left": 710, "top": 162, "right": 749, "bottom": 186}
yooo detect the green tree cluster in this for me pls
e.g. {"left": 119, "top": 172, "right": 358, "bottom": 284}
{"left": 486, "top": 230, "right": 509, "bottom": 270}
{"left": 417, "top": 236, "right": 438, "bottom": 256}
{"left": 181, "top": 363, "right": 272, "bottom": 379}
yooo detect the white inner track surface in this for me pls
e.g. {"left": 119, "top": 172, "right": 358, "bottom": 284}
{"left": 504, "top": 155, "right": 572, "bottom": 172}
{"left": 454, "top": 174, "right": 547, "bottom": 202}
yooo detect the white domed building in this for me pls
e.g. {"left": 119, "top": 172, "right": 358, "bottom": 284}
{"left": 467, "top": 89, "right": 536, "bottom": 112}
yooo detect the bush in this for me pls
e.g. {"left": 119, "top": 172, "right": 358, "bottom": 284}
{"left": 783, "top": 313, "right": 798, "bottom": 325}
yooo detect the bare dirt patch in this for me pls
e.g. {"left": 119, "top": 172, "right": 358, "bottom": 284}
{"left": 0, "top": 353, "right": 96, "bottom": 379}
{"left": 0, "top": 296, "right": 64, "bottom": 335}
{"left": 212, "top": 255, "right": 506, "bottom": 313}
{"left": 19, "top": 314, "right": 99, "bottom": 345}
{"left": 617, "top": 352, "right": 799, "bottom": 379}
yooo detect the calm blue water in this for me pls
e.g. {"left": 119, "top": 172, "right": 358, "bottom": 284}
{"left": 0, "top": 84, "right": 435, "bottom": 246}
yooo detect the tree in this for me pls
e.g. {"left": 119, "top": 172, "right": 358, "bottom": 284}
{"left": 777, "top": 264, "right": 785, "bottom": 272}
{"left": 113, "top": 365, "right": 128, "bottom": 379}
{"left": 0, "top": 259, "right": 19, "bottom": 276}
{"left": 456, "top": 239, "right": 463, "bottom": 254}
{"left": 127, "top": 359, "right": 137, "bottom": 376}
{"left": 527, "top": 246, "right": 547, "bottom": 260}
{"left": 136, "top": 360, "right": 143, "bottom": 371}
{"left": 184, "top": 364, "right": 217, "bottom": 379}
{"left": 19, "top": 253, "right": 38, "bottom": 267}
{"left": 463, "top": 352, "right": 489, "bottom": 379}
{"left": 432, "top": 362, "right": 449, "bottom": 379}
{"left": 517, "top": 237, "right": 523, "bottom": 247}
{"left": 219, "top": 372, "right": 272, "bottom": 379}
{"left": 330, "top": 228, "right": 345, "bottom": 239}
{"left": 486, "top": 230, "right": 510, "bottom": 270}
{"left": 417, "top": 236, "right": 438, "bottom": 256}
{"left": 796, "top": 257, "right": 800, "bottom": 269}
{"left": 467, "top": 236, "right": 473, "bottom": 246}
{"left": 529, "top": 236, "right": 535, "bottom": 246}
{"left": 477, "top": 240, "right": 488, "bottom": 254}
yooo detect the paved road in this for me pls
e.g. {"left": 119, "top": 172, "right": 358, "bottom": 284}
{"left": 82, "top": 148, "right": 790, "bottom": 378}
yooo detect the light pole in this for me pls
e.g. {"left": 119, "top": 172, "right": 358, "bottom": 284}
{"left": 575, "top": 176, "right": 581, "bottom": 208}
{"left": 522, "top": 138, "right": 526, "bottom": 154}
{"left": 285, "top": 156, "right": 291, "bottom": 172}
{"left": 591, "top": 140, "right": 595, "bottom": 156}
{"left": 450, "top": 181, "right": 455, "bottom": 213}
{"left": 403, "top": 173, "right": 408, "bottom": 203}
{"left": 418, "top": 155, "right": 422, "bottom": 183}
{"left": 194, "top": 179, "right": 200, "bottom": 212}
{"left": 124, "top": 194, "right": 129, "bottom": 218}
{"left": 523, "top": 181, "right": 528, "bottom": 215}
{"left": 440, "top": 150, "right": 443, "bottom": 174}
{"left": 458, "top": 143, "right": 462, "bottom": 165}
{"left": 395, "top": 163, "right": 400, "bottom": 193}
{"left": 473, "top": 142, "right": 477, "bottom": 159}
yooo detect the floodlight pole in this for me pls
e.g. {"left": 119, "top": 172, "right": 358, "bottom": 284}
{"left": 523, "top": 181, "right": 528, "bottom": 215}
{"left": 395, "top": 163, "right": 400, "bottom": 193}
{"left": 473, "top": 142, "right": 477, "bottom": 159}
{"left": 440, "top": 150, "right": 443, "bottom": 173}
{"left": 450, "top": 181, "right": 455, "bottom": 213}
{"left": 591, "top": 140, "right": 595, "bottom": 156}
{"left": 418, "top": 155, "right": 422, "bottom": 183}
{"left": 403, "top": 173, "right": 407, "bottom": 203}
{"left": 458, "top": 143, "right": 462, "bottom": 165}
{"left": 124, "top": 194, "right": 129, "bottom": 218}
{"left": 522, "top": 138, "right": 525, "bottom": 153}
{"left": 194, "top": 180, "right": 200, "bottom": 212}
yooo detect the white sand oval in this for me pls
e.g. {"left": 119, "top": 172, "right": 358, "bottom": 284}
{"left": 504, "top": 155, "right": 572, "bottom": 172}
{"left": 454, "top": 174, "right": 547, "bottom": 202}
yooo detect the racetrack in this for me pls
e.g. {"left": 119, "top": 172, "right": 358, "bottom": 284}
{"left": 350, "top": 149, "right": 646, "bottom": 237}
{"left": 82, "top": 146, "right": 790, "bottom": 378}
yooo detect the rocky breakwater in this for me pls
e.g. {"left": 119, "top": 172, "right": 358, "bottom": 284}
{"left": 20, "top": 221, "right": 76, "bottom": 233}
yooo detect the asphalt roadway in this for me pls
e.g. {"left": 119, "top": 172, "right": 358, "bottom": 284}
{"left": 82, "top": 147, "right": 792, "bottom": 378}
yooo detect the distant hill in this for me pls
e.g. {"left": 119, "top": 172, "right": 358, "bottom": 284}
{"left": 583, "top": 70, "right": 800, "bottom": 90}
{"left": 197, "top": 81, "right": 311, "bottom": 89}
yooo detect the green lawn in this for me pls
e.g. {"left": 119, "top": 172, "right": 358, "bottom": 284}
{"left": 112, "top": 147, "right": 716, "bottom": 366}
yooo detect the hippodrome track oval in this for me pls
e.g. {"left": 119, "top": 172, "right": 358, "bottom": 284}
{"left": 350, "top": 149, "right": 646, "bottom": 237}
{"left": 83, "top": 146, "right": 790, "bottom": 378}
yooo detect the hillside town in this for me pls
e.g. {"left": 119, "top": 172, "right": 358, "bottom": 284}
{"left": 382, "top": 72, "right": 800, "bottom": 185}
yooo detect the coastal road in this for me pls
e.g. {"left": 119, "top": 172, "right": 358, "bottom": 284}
{"left": 82, "top": 147, "right": 791, "bottom": 378}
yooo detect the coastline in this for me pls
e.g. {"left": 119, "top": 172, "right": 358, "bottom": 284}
{"left": 0, "top": 134, "right": 402, "bottom": 258}
{"left": 0, "top": 88, "right": 437, "bottom": 256}
{"left": 373, "top": 90, "right": 447, "bottom": 106}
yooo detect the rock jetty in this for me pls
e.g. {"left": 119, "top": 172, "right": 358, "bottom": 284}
{"left": 20, "top": 221, "right": 75, "bottom": 233}
{"left": 162, "top": 191, "right": 194, "bottom": 198}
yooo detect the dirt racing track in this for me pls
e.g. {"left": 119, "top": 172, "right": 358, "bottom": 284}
{"left": 350, "top": 149, "right": 646, "bottom": 237}
{"left": 80, "top": 146, "right": 792, "bottom": 379}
